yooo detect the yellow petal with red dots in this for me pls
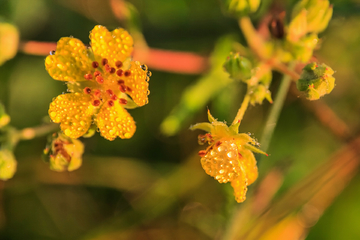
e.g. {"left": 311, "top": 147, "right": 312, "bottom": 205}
{"left": 231, "top": 165, "right": 249, "bottom": 203}
{"left": 200, "top": 139, "right": 242, "bottom": 184}
{"left": 125, "top": 61, "right": 150, "bottom": 107}
{"left": 238, "top": 148, "right": 258, "bottom": 185}
{"left": 90, "top": 25, "right": 133, "bottom": 66}
{"left": 49, "top": 93, "right": 94, "bottom": 138}
{"left": 96, "top": 101, "right": 136, "bottom": 141}
{"left": 45, "top": 37, "right": 93, "bottom": 82}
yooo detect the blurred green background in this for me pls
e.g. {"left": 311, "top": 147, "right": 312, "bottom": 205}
{"left": 1, "top": 0, "right": 360, "bottom": 239}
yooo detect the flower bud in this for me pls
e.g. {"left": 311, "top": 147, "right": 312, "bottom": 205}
{"left": 223, "top": 0, "right": 261, "bottom": 17}
{"left": 296, "top": 62, "right": 335, "bottom": 100}
{"left": 43, "top": 133, "right": 84, "bottom": 172}
{"left": 249, "top": 84, "right": 272, "bottom": 105}
{"left": 248, "top": 69, "right": 272, "bottom": 105}
{"left": 0, "top": 103, "right": 10, "bottom": 129}
{"left": 223, "top": 52, "right": 252, "bottom": 82}
{"left": 0, "top": 149, "right": 17, "bottom": 180}
{"left": 292, "top": 0, "right": 333, "bottom": 34}
{"left": 190, "top": 110, "right": 267, "bottom": 203}
{"left": 0, "top": 22, "right": 19, "bottom": 66}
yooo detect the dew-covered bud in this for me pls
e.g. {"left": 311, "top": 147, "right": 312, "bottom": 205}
{"left": 249, "top": 84, "right": 272, "bottom": 105}
{"left": 291, "top": 0, "right": 333, "bottom": 34}
{"left": 0, "top": 103, "right": 10, "bottom": 129}
{"left": 223, "top": 52, "right": 252, "bottom": 82}
{"left": 0, "top": 149, "right": 17, "bottom": 180}
{"left": 0, "top": 22, "right": 19, "bottom": 66}
{"left": 248, "top": 69, "right": 272, "bottom": 105}
{"left": 43, "top": 133, "right": 84, "bottom": 172}
{"left": 296, "top": 62, "right": 335, "bottom": 100}
{"left": 190, "top": 110, "right": 267, "bottom": 203}
{"left": 223, "top": 0, "right": 261, "bottom": 17}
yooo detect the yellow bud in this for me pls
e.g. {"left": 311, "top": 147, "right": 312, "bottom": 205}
{"left": 44, "top": 133, "right": 84, "bottom": 172}
{"left": 0, "top": 149, "right": 17, "bottom": 180}
{"left": 0, "top": 103, "right": 10, "bottom": 128}
{"left": 291, "top": 0, "right": 333, "bottom": 35}
{"left": 224, "top": 0, "right": 261, "bottom": 17}
{"left": 0, "top": 23, "right": 19, "bottom": 65}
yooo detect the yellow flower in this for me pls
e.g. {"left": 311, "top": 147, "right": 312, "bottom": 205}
{"left": 46, "top": 25, "right": 151, "bottom": 140}
{"left": 190, "top": 110, "right": 267, "bottom": 203}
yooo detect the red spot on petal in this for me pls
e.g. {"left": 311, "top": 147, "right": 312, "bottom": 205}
{"left": 107, "top": 100, "right": 114, "bottom": 107}
{"left": 126, "top": 86, "right": 132, "bottom": 92}
{"left": 92, "top": 61, "right": 99, "bottom": 68}
{"left": 111, "top": 95, "right": 118, "bottom": 100}
{"left": 92, "top": 99, "right": 101, "bottom": 106}
{"left": 119, "top": 84, "right": 127, "bottom": 93}
{"left": 124, "top": 70, "right": 131, "bottom": 77}
{"left": 104, "top": 64, "right": 111, "bottom": 72}
{"left": 198, "top": 150, "right": 207, "bottom": 157}
{"left": 83, "top": 87, "right": 91, "bottom": 94}
{"left": 110, "top": 67, "right": 116, "bottom": 74}
{"left": 238, "top": 153, "right": 243, "bottom": 158}
{"left": 102, "top": 58, "right": 108, "bottom": 66}
{"left": 116, "top": 69, "right": 123, "bottom": 77}
{"left": 115, "top": 61, "right": 123, "bottom": 68}
{"left": 93, "top": 89, "right": 101, "bottom": 98}
{"left": 96, "top": 76, "right": 104, "bottom": 84}
{"left": 119, "top": 98, "right": 127, "bottom": 104}
{"left": 94, "top": 71, "right": 101, "bottom": 77}
{"left": 84, "top": 73, "right": 93, "bottom": 80}
{"left": 106, "top": 89, "right": 114, "bottom": 97}
{"left": 215, "top": 141, "right": 222, "bottom": 147}
{"left": 117, "top": 79, "right": 125, "bottom": 85}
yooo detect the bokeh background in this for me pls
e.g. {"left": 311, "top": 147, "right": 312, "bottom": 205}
{"left": 1, "top": 0, "right": 360, "bottom": 239}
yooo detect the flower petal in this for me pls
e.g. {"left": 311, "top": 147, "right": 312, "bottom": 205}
{"left": 90, "top": 25, "right": 133, "bottom": 65}
{"left": 45, "top": 37, "right": 93, "bottom": 82}
{"left": 239, "top": 149, "right": 258, "bottom": 185}
{"left": 96, "top": 101, "right": 136, "bottom": 141}
{"left": 49, "top": 93, "right": 94, "bottom": 138}
{"left": 231, "top": 164, "right": 249, "bottom": 203}
{"left": 125, "top": 61, "right": 150, "bottom": 106}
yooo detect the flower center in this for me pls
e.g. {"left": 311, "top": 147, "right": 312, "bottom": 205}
{"left": 81, "top": 58, "right": 131, "bottom": 107}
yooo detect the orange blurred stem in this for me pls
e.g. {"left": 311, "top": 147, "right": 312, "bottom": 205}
{"left": 19, "top": 41, "right": 208, "bottom": 75}
{"left": 18, "top": 123, "right": 59, "bottom": 141}
{"left": 239, "top": 17, "right": 301, "bottom": 81}
{"left": 239, "top": 17, "right": 268, "bottom": 60}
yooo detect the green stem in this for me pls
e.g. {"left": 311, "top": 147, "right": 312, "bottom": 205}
{"left": 232, "top": 94, "right": 250, "bottom": 125}
{"left": 260, "top": 62, "right": 296, "bottom": 154}
{"left": 0, "top": 123, "right": 59, "bottom": 151}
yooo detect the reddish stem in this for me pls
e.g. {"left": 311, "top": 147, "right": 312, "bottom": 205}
{"left": 19, "top": 41, "right": 208, "bottom": 74}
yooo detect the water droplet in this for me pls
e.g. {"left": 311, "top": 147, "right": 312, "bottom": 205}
{"left": 50, "top": 50, "right": 55, "bottom": 55}
{"left": 140, "top": 64, "right": 147, "bottom": 71}
{"left": 147, "top": 71, "right": 152, "bottom": 77}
